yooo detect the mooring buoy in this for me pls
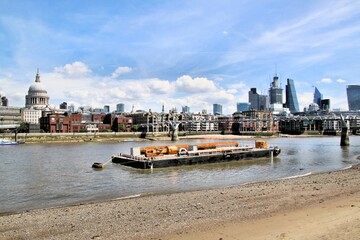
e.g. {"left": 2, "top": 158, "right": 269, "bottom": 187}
{"left": 92, "top": 159, "right": 112, "bottom": 169}
{"left": 92, "top": 162, "right": 104, "bottom": 168}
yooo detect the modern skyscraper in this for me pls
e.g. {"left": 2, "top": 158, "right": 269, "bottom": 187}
{"left": 313, "top": 87, "right": 323, "bottom": 106}
{"left": 249, "top": 88, "right": 269, "bottom": 110}
{"left": 249, "top": 88, "right": 259, "bottom": 110}
{"left": 284, "top": 78, "right": 300, "bottom": 113}
{"left": 269, "top": 75, "right": 283, "bottom": 104}
{"left": 347, "top": 85, "right": 360, "bottom": 110}
{"left": 320, "top": 99, "right": 330, "bottom": 110}
{"left": 237, "top": 102, "right": 250, "bottom": 112}
{"left": 182, "top": 106, "right": 190, "bottom": 113}
{"left": 259, "top": 95, "right": 269, "bottom": 110}
{"left": 104, "top": 105, "right": 110, "bottom": 113}
{"left": 116, "top": 103, "right": 125, "bottom": 113}
{"left": 60, "top": 102, "right": 67, "bottom": 110}
{"left": 213, "top": 103, "right": 222, "bottom": 115}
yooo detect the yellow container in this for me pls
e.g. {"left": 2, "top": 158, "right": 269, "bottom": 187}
{"left": 255, "top": 141, "right": 268, "bottom": 149}
{"left": 167, "top": 146, "right": 179, "bottom": 154}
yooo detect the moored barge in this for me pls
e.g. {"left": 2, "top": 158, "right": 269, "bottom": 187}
{"left": 112, "top": 140, "right": 281, "bottom": 169}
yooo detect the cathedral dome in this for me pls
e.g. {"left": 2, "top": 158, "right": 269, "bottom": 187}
{"left": 29, "top": 82, "right": 47, "bottom": 93}
{"left": 25, "top": 70, "right": 50, "bottom": 109}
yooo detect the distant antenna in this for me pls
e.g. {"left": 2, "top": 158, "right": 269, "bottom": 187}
{"left": 275, "top": 63, "right": 277, "bottom": 77}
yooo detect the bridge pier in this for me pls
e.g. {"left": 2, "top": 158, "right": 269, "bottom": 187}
{"left": 340, "top": 114, "right": 349, "bottom": 146}
{"left": 340, "top": 127, "right": 350, "bottom": 146}
{"left": 169, "top": 121, "right": 180, "bottom": 141}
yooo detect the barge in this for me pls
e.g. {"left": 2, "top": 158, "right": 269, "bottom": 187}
{"left": 111, "top": 140, "right": 281, "bottom": 169}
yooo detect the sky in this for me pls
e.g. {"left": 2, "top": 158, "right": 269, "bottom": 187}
{"left": 1, "top": 0, "right": 359, "bottom": 114}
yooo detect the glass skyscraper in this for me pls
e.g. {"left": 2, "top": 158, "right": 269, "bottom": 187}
{"left": 269, "top": 75, "right": 283, "bottom": 104}
{"left": 213, "top": 103, "right": 222, "bottom": 115}
{"left": 248, "top": 88, "right": 269, "bottom": 110}
{"left": 313, "top": 87, "right": 323, "bottom": 106}
{"left": 237, "top": 102, "right": 251, "bottom": 112}
{"left": 347, "top": 85, "right": 360, "bottom": 111}
{"left": 285, "top": 78, "right": 300, "bottom": 113}
{"left": 104, "top": 105, "right": 110, "bottom": 113}
{"left": 182, "top": 105, "right": 190, "bottom": 113}
{"left": 116, "top": 103, "right": 125, "bottom": 112}
{"left": 249, "top": 88, "right": 259, "bottom": 110}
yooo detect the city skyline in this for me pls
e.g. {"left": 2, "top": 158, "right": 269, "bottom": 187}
{"left": 1, "top": 0, "right": 359, "bottom": 114}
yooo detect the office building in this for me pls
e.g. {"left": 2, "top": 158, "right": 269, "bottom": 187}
{"left": 182, "top": 106, "right": 190, "bottom": 114}
{"left": 284, "top": 78, "right": 300, "bottom": 113}
{"left": 313, "top": 87, "right": 323, "bottom": 106}
{"left": 104, "top": 105, "right": 110, "bottom": 113}
{"left": 60, "top": 102, "right": 67, "bottom": 110}
{"left": 22, "top": 108, "right": 42, "bottom": 124}
{"left": 249, "top": 88, "right": 259, "bottom": 110}
{"left": 93, "top": 108, "right": 103, "bottom": 113}
{"left": 68, "top": 104, "right": 75, "bottom": 113}
{"left": 347, "top": 85, "right": 360, "bottom": 111}
{"left": 213, "top": 103, "right": 222, "bottom": 115}
{"left": 249, "top": 88, "right": 269, "bottom": 110}
{"left": 259, "top": 95, "right": 269, "bottom": 110}
{"left": 117, "top": 103, "right": 125, "bottom": 113}
{"left": 237, "top": 102, "right": 250, "bottom": 112}
{"left": 0, "top": 106, "right": 22, "bottom": 129}
{"left": 269, "top": 75, "right": 283, "bottom": 104}
{"left": 320, "top": 99, "right": 330, "bottom": 111}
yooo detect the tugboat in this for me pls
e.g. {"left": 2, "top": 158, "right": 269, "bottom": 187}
{"left": 112, "top": 140, "right": 281, "bottom": 169}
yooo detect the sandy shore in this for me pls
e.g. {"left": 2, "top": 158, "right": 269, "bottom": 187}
{"left": 1, "top": 162, "right": 360, "bottom": 240}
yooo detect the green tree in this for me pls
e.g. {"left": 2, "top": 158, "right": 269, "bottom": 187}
{"left": 131, "top": 125, "right": 139, "bottom": 132}
{"left": 111, "top": 117, "right": 119, "bottom": 132}
{"left": 119, "top": 123, "right": 126, "bottom": 132}
{"left": 17, "top": 122, "right": 29, "bottom": 133}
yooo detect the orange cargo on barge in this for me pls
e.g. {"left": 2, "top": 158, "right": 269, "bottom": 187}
{"left": 111, "top": 141, "right": 281, "bottom": 169}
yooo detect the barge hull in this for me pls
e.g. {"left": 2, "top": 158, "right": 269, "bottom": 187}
{"left": 112, "top": 148, "right": 280, "bottom": 169}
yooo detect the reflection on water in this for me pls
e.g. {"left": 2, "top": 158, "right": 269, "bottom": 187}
{"left": 0, "top": 136, "right": 360, "bottom": 214}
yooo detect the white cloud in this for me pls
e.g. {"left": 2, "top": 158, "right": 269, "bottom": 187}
{"left": 64, "top": 90, "right": 90, "bottom": 99}
{"left": 336, "top": 78, "right": 346, "bottom": 83}
{"left": 111, "top": 66, "right": 132, "bottom": 78}
{"left": 147, "top": 79, "right": 172, "bottom": 94}
{"left": 54, "top": 61, "right": 91, "bottom": 77}
{"left": 227, "top": 89, "right": 237, "bottom": 94}
{"left": 108, "top": 87, "right": 127, "bottom": 99}
{"left": 298, "top": 91, "right": 314, "bottom": 110}
{"left": 174, "top": 75, "right": 217, "bottom": 93}
{"left": 319, "top": 78, "right": 332, "bottom": 84}
{"left": 205, "top": 90, "right": 235, "bottom": 103}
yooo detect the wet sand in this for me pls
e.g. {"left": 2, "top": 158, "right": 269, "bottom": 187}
{"left": 1, "top": 163, "right": 360, "bottom": 240}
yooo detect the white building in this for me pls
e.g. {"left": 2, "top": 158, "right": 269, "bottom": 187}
{"left": 21, "top": 108, "right": 42, "bottom": 124}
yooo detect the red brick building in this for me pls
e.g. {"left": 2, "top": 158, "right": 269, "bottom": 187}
{"left": 40, "top": 113, "right": 71, "bottom": 133}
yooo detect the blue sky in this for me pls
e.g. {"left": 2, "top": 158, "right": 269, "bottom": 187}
{"left": 1, "top": 0, "right": 359, "bottom": 114}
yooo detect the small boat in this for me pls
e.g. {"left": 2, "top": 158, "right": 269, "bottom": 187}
{"left": 112, "top": 140, "right": 281, "bottom": 169}
{"left": 0, "top": 139, "right": 19, "bottom": 145}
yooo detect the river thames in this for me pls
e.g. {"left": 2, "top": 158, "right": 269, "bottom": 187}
{"left": 1, "top": 136, "right": 359, "bottom": 215}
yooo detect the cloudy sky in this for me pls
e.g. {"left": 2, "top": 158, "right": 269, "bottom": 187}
{"left": 1, "top": 0, "right": 359, "bottom": 114}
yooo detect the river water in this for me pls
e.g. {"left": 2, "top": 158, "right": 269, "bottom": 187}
{"left": 1, "top": 136, "right": 360, "bottom": 214}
